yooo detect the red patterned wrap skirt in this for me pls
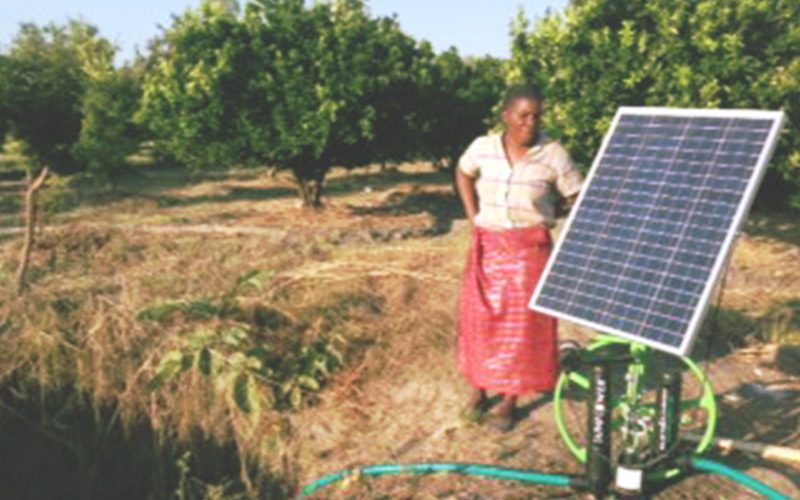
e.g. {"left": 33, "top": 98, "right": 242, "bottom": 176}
{"left": 458, "top": 227, "right": 558, "bottom": 395}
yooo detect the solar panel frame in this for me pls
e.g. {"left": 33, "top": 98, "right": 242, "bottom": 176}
{"left": 529, "top": 107, "right": 786, "bottom": 356}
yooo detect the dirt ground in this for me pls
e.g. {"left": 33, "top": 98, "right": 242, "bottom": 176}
{"left": 200, "top": 165, "right": 800, "bottom": 500}
{"left": 288, "top": 228, "right": 800, "bottom": 500}
{"left": 15, "top": 163, "right": 800, "bottom": 499}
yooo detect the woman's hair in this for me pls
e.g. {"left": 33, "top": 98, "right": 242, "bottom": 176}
{"left": 503, "top": 84, "right": 543, "bottom": 109}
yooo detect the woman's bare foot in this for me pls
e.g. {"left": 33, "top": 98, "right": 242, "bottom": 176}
{"left": 460, "top": 388, "right": 489, "bottom": 423}
{"left": 488, "top": 394, "right": 517, "bottom": 431}
{"left": 467, "top": 389, "right": 488, "bottom": 410}
{"left": 495, "top": 394, "right": 516, "bottom": 416}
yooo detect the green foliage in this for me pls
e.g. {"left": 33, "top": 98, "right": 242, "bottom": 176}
{"left": 0, "top": 19, "right": 143, "bottom": 183}
{"left": 148, "top": 325, "right": 343, "bottom": 413}
{"left": 509, "top": 0, "right": 800, "bottom": 207}
{"left": 141, "top": 267, "right": 345, "bottom": 414}
{"left": 417, "top": 49, "right": 506, "bottom": 170}
{"left": 135, "top": 1, "right": 256, "bottom": 171}
{"left": 0, "top": 55, "right": 9, "bottom": 143}
{"left": 0, "top": 22, "right": 89, "bottom": 173}
{"left": 244, "top": 0, "right": 427, "bottom": 205}
{"left": 38, "top": 174, "right": 79, "bottom": 215}
{"left": 137, "top": 0, "right": 426, "bottom": 207}
{"left": 235, "top": 269, "right": 275, "bottom": 292}
{"left": 0, "top": 138, "right": 32, "bottom": 174}
{"left": 137, "top": 299, "right": 221, "bottom": 323}
{"left": 343, "top": 11, "right": 424, "bottom": 168}
{"left": 763, "top": 299, "right": 800, "bottom": 344}
{"left": 76, "top": 62, "right": 145, "bottom": 186}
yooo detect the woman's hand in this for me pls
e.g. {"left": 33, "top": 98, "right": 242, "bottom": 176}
{"left": 455, "top": 168, "right": 478, "bottom": 223}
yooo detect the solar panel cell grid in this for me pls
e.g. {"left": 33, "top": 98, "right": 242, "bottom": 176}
{"left": 531, "top": 108, "right": 784, "bottom": 355}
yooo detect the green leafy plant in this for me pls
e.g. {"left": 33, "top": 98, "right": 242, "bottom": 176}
{"left": 137, "top": 299, "right": 221, "bottom": 323}
{"left": 149, "top": 325, "right": 343, "bottom": 415}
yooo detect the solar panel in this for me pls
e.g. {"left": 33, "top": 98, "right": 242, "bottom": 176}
{"left": 529, "top": 107, "right": 785, "bottom": 356}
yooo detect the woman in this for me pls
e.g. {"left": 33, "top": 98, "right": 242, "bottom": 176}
{"left": 456, "top": 85, "right": 583, "bottom": 431}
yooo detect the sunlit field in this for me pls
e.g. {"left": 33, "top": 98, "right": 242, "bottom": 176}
{"left": 1, "top": 163, "right": 798, "bottom": 499}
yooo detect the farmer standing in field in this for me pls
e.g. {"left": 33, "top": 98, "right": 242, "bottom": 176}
{"left": 455, "top": 85, "right": 583, "bottom": 431}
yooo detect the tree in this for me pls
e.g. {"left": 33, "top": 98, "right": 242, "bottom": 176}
{"left": 0, "top": 22, "right": 88, "bottom": 174}
{"left": 0, "top": 56, "right": 9, "bottom": 142}
{"left": 245, "top": 0, "right": 423, "bottom": 206}
{"left": 138, "top": 0, "right": 425, "bottom": 207}
{"left": 508, "top": 0, "right": 800, "bottom": 207}
{"left": 75, "top": 31, "right": 144, "bottom": 186}
{"left": 136, "top": 0, "right": 256, "bottom": 171}
{"left": 76, "top": 67, "right": 144, "bottom": 187}
{"left": 416, "top": 49, "right": 506, "bottom": 172}
{"left": 358, "top": 16, "right": 427, "bottom": 169}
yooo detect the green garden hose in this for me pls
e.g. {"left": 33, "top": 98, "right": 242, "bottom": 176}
{"left": 690, "top": 457, "right": 794, "bottom": 500}
{"left": 302, "top": 459, "right": 796, "bottom": 499}
{"left": 301, "top": 463, "right": 576, "bottom": 496}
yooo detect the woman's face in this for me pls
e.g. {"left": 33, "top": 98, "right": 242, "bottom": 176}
{"left": 502, "top": 97, "right": 541, "bottom": 148}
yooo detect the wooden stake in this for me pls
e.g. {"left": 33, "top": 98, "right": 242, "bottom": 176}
{"left": 15, "top": 167, "right": 49, "bottom": 295}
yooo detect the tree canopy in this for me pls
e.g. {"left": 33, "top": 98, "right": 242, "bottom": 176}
{"left": 2, "top": 0, "right": 797, "bottom": 208}
{"left": 0, "top": 20, "right": 143, "bottom": 182}
{"left": 508, "top": 0, "right": 800, "bottom": 207}
{"left": 137, "top": 0, "right": 427, "bottom": 206}
{"left": 0, "top": 22, "right": 89, "bottom": 173}
{"left": 416, "top": 49, "right": 506, "bottom": 171}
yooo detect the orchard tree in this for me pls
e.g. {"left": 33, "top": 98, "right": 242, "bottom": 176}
{"left": 77, "top": 66, "right": 144, "bottom": 187}
{"left": 136, "top": 0, "right": 257, "bottom": 170}
{"left": 416, "top": 49, "right": 505, "bottom": 172}
{"left": 359, "top": 16, "right": 427, "bottom": 169}
{"left": 246, "top": 0, "right": 422, "bottom": 206}
{"left": 509, "top": 0, "right": 800, "bottom": 207}
{"left": 242, "top": 0, "right": 346, "bottom": 206}
{"left": 0, "top": 22, "right": 88, "bottom": 174}
{"left": 139, "top": 0, "right": 425, "bottom": 207}
{"left": 75, "top": 31, "right": 144, "bottom": 186}
{"left": 1, "top": 20, "right": 139, "bottom": 181}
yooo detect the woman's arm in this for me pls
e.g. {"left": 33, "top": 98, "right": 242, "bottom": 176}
{"left": 455, "top": 168, "right": 478, "bottom": 222}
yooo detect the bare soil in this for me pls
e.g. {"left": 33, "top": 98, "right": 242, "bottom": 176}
{"left": 175, "top": 164, "right": 800, "bottom": 500}
{"left": 5, "top": 163, "right": 800, "bottom": 499}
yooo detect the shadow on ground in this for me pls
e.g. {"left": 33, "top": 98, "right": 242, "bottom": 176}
{"left": 77, "top": 166, "right": 454, "bottom": 215}
{"left": 744, "top": 209, "right": 800, "bottom": 247}
{"left": 153, "top": 185, "right": 299, "bottom": 208}
{"left": 325, "top": 168, "right": 452, "bottom": 195}
{"left": 347, "top": 189, "right": 464, "bottom": 234}
{"left": 703, "top": 380, "right": 800, "bottom": 494}
{"left": 0, "top": 385, "right": 285, "bottom": 500}
{"left": 690, "top": 296, "right": 800, "bottom": 365}
{"left": 689, "top": 307, "right": 761, "bottom": 362}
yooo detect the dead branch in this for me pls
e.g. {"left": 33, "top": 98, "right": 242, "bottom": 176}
{"left": 15, "top": 167, "right": 49, "bottom": 295}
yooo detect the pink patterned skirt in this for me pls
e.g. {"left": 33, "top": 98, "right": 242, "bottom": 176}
{"left": 458, "top": 227, "right": 558, "bottom": 395}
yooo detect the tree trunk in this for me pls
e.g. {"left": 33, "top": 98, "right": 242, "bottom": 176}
{"left": 297, "top": 178, "right": 322, "bottom": 208}
{"left": 293, "top": 166, "right": 326, "bottom": 208}
{"left": 16, "top": 167, "right": 49, "bottom": 295}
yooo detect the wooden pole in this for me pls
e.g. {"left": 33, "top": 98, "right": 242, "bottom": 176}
{"left": 15, "top": 167, "right": 49, "bottom": 295}
{"left": 685, "top": 432, "right": 800, "bottom": 467}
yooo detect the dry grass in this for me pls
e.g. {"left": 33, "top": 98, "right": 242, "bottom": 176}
{"left": 717, "top": 213, "right": 800, "bottom": 346}
{"left": 0, "top": 163, "right": 465, "bottom": 497}
{"left": 1, "top": 164, "right": 799, "bottom": 499}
